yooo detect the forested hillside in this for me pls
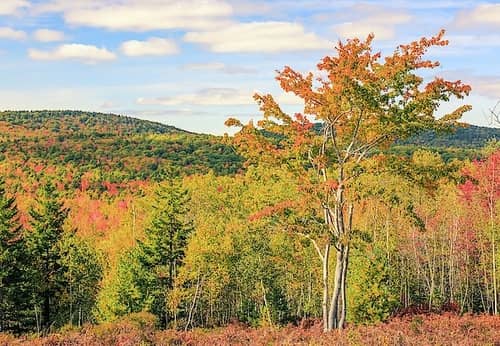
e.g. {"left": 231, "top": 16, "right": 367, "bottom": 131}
{"left": 1, "top": 110, "right": 498, "bottom": 180}
{"left": 0, "top": 110, "right": 243, "bottom": 180}
{"left": 399, "top": 124, "right": 499, "bottom": 148}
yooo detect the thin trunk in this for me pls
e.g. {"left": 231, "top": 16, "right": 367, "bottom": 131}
{"left": 328, "top": 246, "right": 344, "bottom": 330}
{"left": 260, "top": 279, "right": 273, "bottom": 327}
{"left": 490, "top": 159, "right": 498, "bottom": 314}
{"left": 491, "top": 208, "right": 498, "bottom": 315}
{"left": 43, "top": 291, "right": 50, "bottom": 331}
{"left": 338, "top": 245, "right": 349, "bottom": 329}
{"left": 322, "top": 243, "right": 330, "bottom": 332}
{"left": 185, "top": 275, "right": 202, "bottom": 331}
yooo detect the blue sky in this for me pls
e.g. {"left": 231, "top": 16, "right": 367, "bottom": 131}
{"left": 0, "top": 0, "right": 499, "bottom": 134}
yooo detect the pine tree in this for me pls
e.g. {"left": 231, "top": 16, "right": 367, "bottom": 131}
{"left": 26, "top": 183, "right": 68, "bottom": 332}
{"left": 109, "top": 180, "right": 192, "bottom": 326}
{"left": 0, "top": 177, "right": 29, "bottom": 332}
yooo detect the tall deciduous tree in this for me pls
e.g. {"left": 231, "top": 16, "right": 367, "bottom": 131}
{"left": 459, "top": 150, "right": 499, "bottom": 314}
{"left": 226, "top": 30, "right": 471, "bottom": 330}
{"left": 59, "top": 232, "right": 103, "bottom": 327}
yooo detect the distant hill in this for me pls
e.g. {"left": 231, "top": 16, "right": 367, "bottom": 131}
{"left": 398, "top": 124, "right": 499, "bottom": 148}
{"left": 0, "top": 110, "right": 243, "bottom": 179}
{"left": 0, "top": 111, "right": 497, "bottom": 184}
{"left": 0, "top": 110, "right": 186, "bottom": 136}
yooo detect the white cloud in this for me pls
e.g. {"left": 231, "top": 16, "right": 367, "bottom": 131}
{"left": 182, "top": 62, "right": 257, "bottom": 74}
{"left": 33, "top": 29, "right": 65, "bottom": 42}
{"left": 138, "top": 88, "right": 254, "bottom": 106}
{"left": 448, "top": 34, "right": 500, "bottom": 48}
{"left": 332, "top": 5, "right": 412, "bottom": 41}
{"left": 0, "top": 27, "right": 27, "bottom": 40}
{"left": 137, "top": 88, "right": 303, "bottom": 106}
{"left": 0, "top": 0, "right": 29, "bottom": 15}
{"left": 470, "top": 76, "right": 500, "bottom": 99}
{"left": 100, "top": 101, "right": 116, "bottom": 109}
{"left": 184, "top": 21, "right": 331, "bottom": 53}
{"left": 28, "top": 44, "right": 116, "bottom": 63}
{"left": 37, "top": 0, "right": 232, "bottom": 31}
{"left": 454, "top": 3, "right": 500, "bottom": 29}
{"left": 120, "top": 37, "right": 179, "bottom": 57}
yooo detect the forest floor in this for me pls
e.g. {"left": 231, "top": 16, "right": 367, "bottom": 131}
{"left": 1, "top": 313, "right": 499, "bottom": 345}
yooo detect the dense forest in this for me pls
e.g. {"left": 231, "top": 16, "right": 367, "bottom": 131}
{"left": 0, "top": 32, "right": 499, "bottom": 345}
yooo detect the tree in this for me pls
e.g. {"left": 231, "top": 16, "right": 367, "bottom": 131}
{"left": 0, "top": 177, "right": 29, "bottom": 332}
{"left": 459, "top": 150, "right": 499, "bottom": 314}
{"left": 59, "top": 232, "right": 103, "bottom": 327}
{"left": 488, "top": 101, "right": 499, "bottom": 126}
{"left": 102, "top": 180, "right": 192, "bottom": 327}
{"left": 226, "top": 30, "right": 471, "bottom": 330}
{"left": 26, "top": 183, "right": 69, "bottom": 332}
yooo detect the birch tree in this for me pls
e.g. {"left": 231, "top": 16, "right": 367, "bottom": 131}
{"left": 226, "top": 30, "right": 471, "bottom": 331}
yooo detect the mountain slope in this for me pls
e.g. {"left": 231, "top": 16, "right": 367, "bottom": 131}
{"left": 0, "top": 110, "right": 242, "bottom": 179}
{"left": 0, "top": 111, "right": 498, "bottom": 184}
{"left": 397, "top": 124, "right": 499, "bottom": 148}
{"left": 0, "top": 110, "right": 186, "bottom": 136}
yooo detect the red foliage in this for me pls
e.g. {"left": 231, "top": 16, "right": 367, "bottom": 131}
{"left": 33, "top": 164, "right": 44, "bottom": 173}
{"left": 118, "top": 199, "right": 128, "bottom": 210}
{"left": 3, "top": 314, "right": 498, "bottom": 345}
{"left": 103, "top": 181, "right": 119, "bottom": 196}
{"left": 248, "top": 200, "right": 296, "bottom": 221}
{"left": 459, "top": 150, "right": 500, "bottom": 210}
{"left": 80, "top": 178, "right": 90, "bottom": 192}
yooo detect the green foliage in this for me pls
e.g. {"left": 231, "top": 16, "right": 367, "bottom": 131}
{"left": 0, "top": 111, "right": 243, "bottom": 181}
{"left": 58, "top": 232, "right": 103, "bottom": 327}
{"left": 0, "top": 177, "right": 29, "bottom": 332}
{"left": 26, "top": 183, "right": 69, "bottom": 331}
{"left": 397, "top": 124, "right": 499, "bottom": 148}
{"left": 99, "top": 181, "right": 192, "bottom": 326}
{"left": 349, "top": 249, "right": 400, "bottom": 324}
{"left": 24, "top": 183, "right": 103, "bottom": 332}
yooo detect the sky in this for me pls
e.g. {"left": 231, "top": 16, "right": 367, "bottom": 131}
{"left": 0, "top": 0, "right": 499, "bottom": 134}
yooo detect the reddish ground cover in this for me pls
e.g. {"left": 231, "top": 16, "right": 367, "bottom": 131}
{"left": 1, "top": 313, "right": 498, "bottom": 345}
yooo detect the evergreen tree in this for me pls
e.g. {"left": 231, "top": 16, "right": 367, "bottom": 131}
{"left": 107, "top": 180, "right": 192, "bottom": 326}
{"left": 26, "top": 183, "right": 68, "bottom": 332}
{"left": 0, "top": 177, "right": 29, "bottom": 332}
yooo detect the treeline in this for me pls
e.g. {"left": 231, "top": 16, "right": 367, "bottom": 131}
{"left": 398, "top": 124, "right": 499, "bottom": 148}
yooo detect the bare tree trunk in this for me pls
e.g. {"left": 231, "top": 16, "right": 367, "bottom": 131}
{"left": 328, "top": 246, "right": 344, "bottom": 330}
{"left": 490, "top": 202, "right": 498, "bottom": 315}
{"left": 322, "top": 243, "right": 330, "bottom": 331}
{"left": 185, "top": 275, "right": 202, "bottom": 331}
{"left": 339, "top": 245, "right": 349, "bottom": 329}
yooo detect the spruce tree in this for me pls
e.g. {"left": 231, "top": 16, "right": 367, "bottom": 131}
{"left": 0, "top": 177, "right": 29, "bottom": 332}
{"left": 27, "top": 183, "right": 68, "bottom": 332}
{"left": 110, "top": 180, "right": 192, "bottom": 326}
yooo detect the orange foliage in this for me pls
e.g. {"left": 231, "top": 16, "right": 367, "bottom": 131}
{"left": 248, "top": 200, "right": 296, "bottom": 222}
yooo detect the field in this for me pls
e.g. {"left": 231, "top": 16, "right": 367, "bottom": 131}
{"left": 1, "top": 313, "right": 499, "bottom": 345}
